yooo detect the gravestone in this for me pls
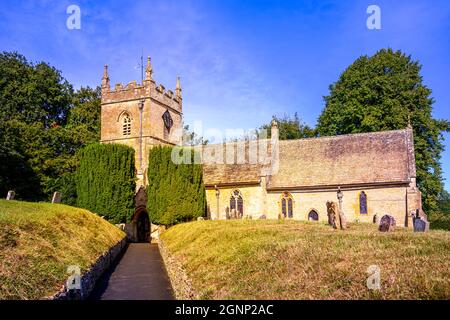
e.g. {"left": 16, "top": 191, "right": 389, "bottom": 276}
{"left": 379, "top": 215, "right": 396, "bottom": 232}
{"left": 52, "top": 192, "right": 62, "bottom": 203}
{"left": 326, "top": 201, "right": 342, "bottom": 229}
{"left": 413, "top": 218, "right": 430, "bottom": 232}
{"left": 258, "top": 214, "right": 266, "bottom": 219}
{"left": 6, "top": 190, "right": 15, "bottom": 200}
{"left": 373, "top": 214, "right": 378, "bottom": 224}
{"left": 197, "top": 217, "right": 204, "bottom": 221}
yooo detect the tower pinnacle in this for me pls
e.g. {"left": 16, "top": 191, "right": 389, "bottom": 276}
{"left": 145, "top": 56, "right": 153, "bottom": 80}
{"left": 102, "top": 65, "right": 110, "bottom": 93}
{"left": 176, "top": 76, "right": 182, "bottom": 100}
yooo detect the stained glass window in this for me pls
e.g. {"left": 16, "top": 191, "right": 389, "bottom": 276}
{"left": 230, "top": 190, "right": 243, "bottom": 218}
{"left": 360, "top": 191, "right": 368, "bottom": 214}
{"left": 281, "top": 192, "right": 293, "bottom": 218}
{"left": 308, "top": 210, "right": 318, "bottom": 221}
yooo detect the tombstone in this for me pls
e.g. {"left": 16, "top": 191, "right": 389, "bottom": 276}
{"left": 6, "top": 190, "right": 15, "bottom": 200}
{"left": 373, "top": 214, "right": 378, "bottom": 224}
{"left": 413, "top": 218, "right": 430, "bottom": 232}
{"left": 379, "top": 215, "right": 396, "bottom": 232}
{"left": 326, "top": 201, "right": 341, "bottom": 229}
{"left": 413, "top": 211, "right": 430, "bottom": 232}
{"left": 52, "top": 192, "right": 62, "bottom": 203}
{"left": 258, "top": 214, "right": 267, "bottom": 219}
{"left": 197, "top": 217, "right": 204, "bottom": 221}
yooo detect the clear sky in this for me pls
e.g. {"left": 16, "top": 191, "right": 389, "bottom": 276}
{"left": 0, "top": 0, "right": 449, "bottom": 190}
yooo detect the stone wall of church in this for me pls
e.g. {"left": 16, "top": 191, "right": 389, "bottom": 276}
{"left": 265, "top": 186, "right": 408, "bottom": 226}
{"left": 206, "top": 185, "right": 409, "bottom": 227}
{"left": 206, "top": 185, "right": 265, "bottom": 220}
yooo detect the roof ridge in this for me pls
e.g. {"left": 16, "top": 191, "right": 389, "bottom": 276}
{"left": 279, "top": 128, "right": 409, "bottom": 143}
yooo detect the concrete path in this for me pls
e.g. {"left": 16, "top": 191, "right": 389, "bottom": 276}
{"left": 89, "top": 243, "right": 174, "bottom": 300}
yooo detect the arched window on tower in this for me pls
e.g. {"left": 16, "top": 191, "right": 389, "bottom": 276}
{"left": 230, "top": 190, "right": 243, "bottom": 219}
{"left": 122, "top": 114, "right": 132, "bottom": 136}
{"left": 359, "top": 191, "right": 368, "bottom": 214}
{"left": 281, "top": 192, "right": 293, "bottom": 218}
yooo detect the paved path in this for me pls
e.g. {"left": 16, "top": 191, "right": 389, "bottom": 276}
{"left": 90, "top": 243, "right": 174, "bottom": 300}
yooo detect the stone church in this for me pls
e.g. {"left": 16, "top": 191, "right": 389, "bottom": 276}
{"left": 100, "top": 57, "right": 424, "bottom": 240}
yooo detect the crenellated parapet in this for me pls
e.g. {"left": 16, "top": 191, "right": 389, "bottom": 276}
{"left": 101, "top": 56, "right": 182, "bottom": 113}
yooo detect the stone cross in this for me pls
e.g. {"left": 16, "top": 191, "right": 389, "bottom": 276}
{"left": 6, "top": 190, "right": 15, "bottom": 200}
{"left": 52, "top": 192, "right": 62, "bottom": 204}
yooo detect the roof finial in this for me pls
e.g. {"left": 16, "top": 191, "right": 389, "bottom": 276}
{"left": 145, "top": 56, "right": 153, "bottom": 80}
{"left": 176, "top": 76, "right": 182, "bottom": 100}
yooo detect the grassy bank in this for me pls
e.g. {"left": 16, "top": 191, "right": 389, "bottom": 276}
{"left": 161, "top": 220, "right": 450, "bottom": 300}
{"left": 0, "top": 200, "right": 125, "bottom": 299}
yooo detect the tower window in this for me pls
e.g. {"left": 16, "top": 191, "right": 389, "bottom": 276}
{"left": 122, "top": 114, "right": 131, "bottom": 136}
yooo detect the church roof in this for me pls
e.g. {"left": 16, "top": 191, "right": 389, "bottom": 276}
{"left": 200, "top": 129, "right": 416, "bottom": 190}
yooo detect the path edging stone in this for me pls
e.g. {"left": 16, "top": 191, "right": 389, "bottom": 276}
{"left": 158, "top": 239, "right": 197, "bottom": 299}
{"left": 48, "top": 237, "right": 127, "bottom": 300}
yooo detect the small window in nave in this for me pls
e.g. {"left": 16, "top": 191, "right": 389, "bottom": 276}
{"left": 359, "top": 191, "right": 368, "bottom": 214}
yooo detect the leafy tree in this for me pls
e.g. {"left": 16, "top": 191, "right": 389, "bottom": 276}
{"left": 0, "top": 51, "right": 102, "bottom": 201}
{"left": 0, "top": 51, "right": 73, "bottom": 200}
{"left": 76, "top": 143, "right": 136, "bottom": 224}
{"left": 259, "top": 113, "right": 316, "bottom": 140}
{"left": 183, "top": 124, "right": 208, "bottom": 146}
{"left": 438, "top": 190, "right": 450, "bottom": 215}
{"left": 316, "top": 48, "right": 449, "bottom": 213}
{"left": 147, "top": 146, "right": 205, "bottom": 225}
{"left": 66, "top": 86, "right": 101, "bottom": 146}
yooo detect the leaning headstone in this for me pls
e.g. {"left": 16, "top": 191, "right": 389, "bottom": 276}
{"left": 197, "top": 217, "right": 204, "bottom": 221}
{"left": 6, "top": 190, "right": 15, "bottom": 200}
{"left": 379, "top": 215, "right": 396, "bottom": 232}
{"left": 259, "top": 214, "right": 266, "bottom": 219}
{"left": 52, "top": 192, "right": 62, "bottom": 203}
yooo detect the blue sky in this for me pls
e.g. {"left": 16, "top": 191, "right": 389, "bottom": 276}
{"left": 0, "top": 0, "right": 449, "bottom": 190}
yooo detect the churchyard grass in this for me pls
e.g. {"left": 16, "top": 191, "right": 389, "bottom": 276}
{"left": 0, "top": 200, "right": 124, "bottom": 299}
{"left": 161, "top": 219, "right": 450, "bottom": 300}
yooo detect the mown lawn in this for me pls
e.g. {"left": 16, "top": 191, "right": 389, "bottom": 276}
{"left": 0, "top": 200, "right": 125, "bottom": 300}
{"left": 161, "top": 220, "right": 450, "bottom": 300}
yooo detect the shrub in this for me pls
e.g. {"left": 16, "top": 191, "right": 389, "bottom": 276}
{"left": 147, "top": 146, "right": 205, "bottom": 225}
{"left": 75, "top": 143, "right": 136, "bottom": 224}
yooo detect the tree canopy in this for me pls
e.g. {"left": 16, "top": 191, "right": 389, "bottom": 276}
{"left": 316, "top": 48, "right": 449, "bottom": 213}
{"left": 259, "top": 113, "right": 316, "bottom": 140}
{"left": 0, "top": 51, "right": 101, "bottom": 202}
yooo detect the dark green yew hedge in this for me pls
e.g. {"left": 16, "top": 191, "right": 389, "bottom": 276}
{"left": 76, "top": 143, "right": 136, "bottom": 224}
{"left": 147, "top": 146, "right": 205, "bottom": 225}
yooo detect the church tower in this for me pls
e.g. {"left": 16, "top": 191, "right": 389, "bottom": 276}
{"left": 100, "top": 57, "right": 183, "bottom": 187}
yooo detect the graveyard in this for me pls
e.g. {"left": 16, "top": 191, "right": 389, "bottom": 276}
{"left": 160, "top": 219, "right": 450, "bottom": 300}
